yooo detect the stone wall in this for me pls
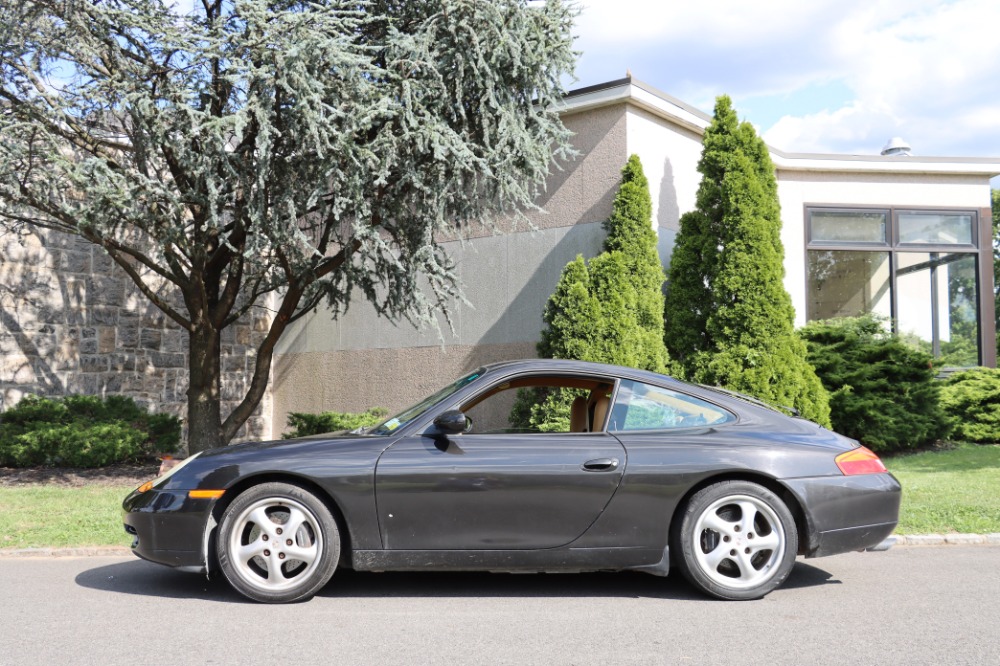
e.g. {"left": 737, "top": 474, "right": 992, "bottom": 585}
{"left": 0, "top": 226, "right": 273, "bottom": 447}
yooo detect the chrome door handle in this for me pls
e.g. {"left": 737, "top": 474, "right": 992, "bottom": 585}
{"left": 582, "top": 457, "right": 619, "bottom": 471}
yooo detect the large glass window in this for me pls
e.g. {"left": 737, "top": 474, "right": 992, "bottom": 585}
{"left": 806, "top": 207, "right": 982, "bottom": 367}
{"left": 808, "top": 250, "right": 891, "bottom": 320}
{"left": 896, "top": 253, "right": 979, "bottom": 366}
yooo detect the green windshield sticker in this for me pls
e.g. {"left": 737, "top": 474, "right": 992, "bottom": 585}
{"left": 383, "top": 418, "right": 400, "bottom": 431}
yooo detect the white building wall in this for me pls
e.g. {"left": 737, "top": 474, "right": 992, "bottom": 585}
{"left": 624, "top": 104, "right": 704, "bottom": 263}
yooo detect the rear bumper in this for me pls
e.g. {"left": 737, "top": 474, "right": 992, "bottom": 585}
{"left": 122, "top": 487, "right": 216, "bottom": 572}
{"left": 781, "top": 472, "right": 901, "bottom": 558}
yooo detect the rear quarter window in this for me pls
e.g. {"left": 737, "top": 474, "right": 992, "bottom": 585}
{"left": 609, "top": 380, "right": 735, "bottom": 431}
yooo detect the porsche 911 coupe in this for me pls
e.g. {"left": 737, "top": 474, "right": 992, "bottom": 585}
{"left": 123, "top": 359, "right": 900, "bottom": 603}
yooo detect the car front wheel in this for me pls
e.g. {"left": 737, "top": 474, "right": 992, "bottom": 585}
{"left": 674, "top": 480, "right": 797, "bottom": 600}
{"left": 217, "top": 482, "right": 340, "bottom": 603}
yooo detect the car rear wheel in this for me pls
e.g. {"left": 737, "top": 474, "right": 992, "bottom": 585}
{"left": 674, "top": 480, "right": 797, "bottom": 600}
{"left": 217, "top": 482, "right": 340, "bottom": 603}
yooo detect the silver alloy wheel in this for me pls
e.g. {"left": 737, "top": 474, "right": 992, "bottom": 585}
{"left": 691, "top": 493, "right": 786, "bottom": 590}
{"left": 227, "top": 496, "right": 324, "bottom": 593}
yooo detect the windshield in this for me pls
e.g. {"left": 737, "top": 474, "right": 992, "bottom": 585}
{"left": 368, "top": 368, "right": 486, "bottom": 436}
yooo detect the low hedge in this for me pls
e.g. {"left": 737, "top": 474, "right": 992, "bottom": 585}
{"left": 283, "top": 407, "right": 388, "bottom": 438}
{"left": 940, "top": 368, "right": 1000, "bottom": 443}
{"left": 0, "top": 394, "right": 181, "bottom": 468}
{"left": 799, "top": 315, "right": 951, "bottom": 453}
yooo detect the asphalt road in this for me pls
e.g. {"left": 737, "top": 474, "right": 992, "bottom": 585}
{"left": 2, "top": 546, "right": 998, "bottom": 665}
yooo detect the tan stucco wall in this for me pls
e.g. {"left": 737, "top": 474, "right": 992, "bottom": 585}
{"left": 270, "top": 105, "right": 629, "bottom": 422}
{"left": 271, "top": 342, "right": 536, "bottom": 437}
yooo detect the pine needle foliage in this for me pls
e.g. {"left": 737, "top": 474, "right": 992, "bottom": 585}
{"left": 0, "top": 0, "right": 578, "bottom": 451}
{"left": 800, "top": 315, "right": 951, "bottom": 452}
{"left": 940, "top": 368, "right": 1000, "bottom": 444}
{"left": 664, "top": 96, "right": 830, "bottom": 426}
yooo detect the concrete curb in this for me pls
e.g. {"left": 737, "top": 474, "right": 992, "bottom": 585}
{"left": 2, "top": 535, "right": 1000, "bottom": 558}
{"left": 0, "top": 546, "right": 131, "bottom": 558}
{"left": 893, "top": 533, "right": 1000, "bottom": 546}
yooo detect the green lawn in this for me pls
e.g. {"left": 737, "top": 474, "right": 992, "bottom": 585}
{"left": 0, "top": 485, "right": 134, "bottom": 549}
{"left": 1, "top": 444, "right": 999, "bottom": 549}
{"left": 886, "top": 443, "right": 1000, "bottom": 534}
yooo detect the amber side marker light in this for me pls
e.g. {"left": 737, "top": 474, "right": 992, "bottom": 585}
{"left": 836, "top": 446, "right": 888, "bottom": 475}
{"left": 137, "top": 481, "right": 154, "bottom": 493}
{"left": 188, "top": 489, "right": 225, "bottom": 499}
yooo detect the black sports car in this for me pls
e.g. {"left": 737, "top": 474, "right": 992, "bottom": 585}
{"left": 123, "top": 359, "right": 900, "bottom": 603}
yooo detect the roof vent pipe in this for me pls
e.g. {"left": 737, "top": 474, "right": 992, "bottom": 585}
{"left": 881, "top": 137, "right": 912, "bottom": 156}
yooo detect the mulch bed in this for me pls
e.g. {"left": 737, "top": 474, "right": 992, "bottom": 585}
{"left": 0, "top": 464, "right": 159, "bottom": 487}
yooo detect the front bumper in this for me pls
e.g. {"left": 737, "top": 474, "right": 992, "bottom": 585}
{"left": 781, "top": 472, "right": 902, "bottom": 558}
{"left": 122, "top": 487, "right": 218, "bottom": 572}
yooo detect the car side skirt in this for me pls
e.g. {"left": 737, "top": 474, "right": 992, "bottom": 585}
{"left": 351, "top": 546, "right": 669, "bottom": 575}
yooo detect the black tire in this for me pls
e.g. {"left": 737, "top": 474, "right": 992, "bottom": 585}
{"left": 673, "top": 480, "right": 797, "bottom": 600}
{"left": 216, "top": 482, "right": 340, "bottom": 603}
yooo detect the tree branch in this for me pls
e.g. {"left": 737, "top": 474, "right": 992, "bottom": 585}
{"left": 221, "top": 240, "right": 361, "bottom": 440}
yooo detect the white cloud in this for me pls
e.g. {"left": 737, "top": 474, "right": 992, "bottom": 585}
{"left": 573, "top": 0, "right": 1000, "bottom": 161}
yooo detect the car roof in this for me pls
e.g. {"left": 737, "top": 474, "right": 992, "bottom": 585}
{"left": 478, "top": 358, "right": 676, "bottom": 385}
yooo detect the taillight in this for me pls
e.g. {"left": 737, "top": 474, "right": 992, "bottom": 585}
{"left": 836, "top": 446, "right": 888, "bottom": 475}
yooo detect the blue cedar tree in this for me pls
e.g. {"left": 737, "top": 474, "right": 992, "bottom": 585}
{"left": 0, "top": 0, "right": 578, "bottom": 450}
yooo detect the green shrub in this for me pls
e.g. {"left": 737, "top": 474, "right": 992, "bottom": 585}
{"left": 800, "top": 315, "right": 951, "bottom": 452}
{"left": 0, "top": 394, "right": 182, "bottom": 468}
{"left": 940, "top": 368, "right": 1000, "bottom": 443}
{"left": 283, "top": 407, "right": 389, "bottom": 439}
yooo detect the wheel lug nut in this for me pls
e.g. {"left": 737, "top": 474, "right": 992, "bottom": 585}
{"left": 734, "top": 526, "right": 741, "bottom": 532}
{"left": 723, "top": 536, "right": 731, "bottom": 542}
{"left": 276, "top": 528, "right": 283, "bottom": 535}
{"left": 263, "top": 549, "right": 270, "bottom": 556}
{"left": 730, "top": 549, "right": 737, "bottom": 556}
{"left": 286, "top": 539, "right": 293, "bottom": 546}
{"left": 262, "top": 534, "right": 269, "bottom": 541}
{"left": 748, "top": 533, "right": 754, "bottom": 539}
{"left": 278, "top": 553, "right": 285, "bottom": 560}
{"left": 745, "top": 547, "right": 751, "bottom": 554}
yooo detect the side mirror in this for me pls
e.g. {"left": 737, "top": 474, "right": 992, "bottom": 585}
{"left": 433, "top": 409, "right": 470, "bottom": 435}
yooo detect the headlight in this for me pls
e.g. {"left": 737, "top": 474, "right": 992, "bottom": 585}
{"left": 135, "top": 451, "right": 203, "bottom": 493}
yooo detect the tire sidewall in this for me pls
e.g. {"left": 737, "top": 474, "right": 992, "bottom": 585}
{"left": 674, "top": 480, "right": 798, "bottom": 601}
{"left": 217, "top": 482, "right": 340, "bottom": 603}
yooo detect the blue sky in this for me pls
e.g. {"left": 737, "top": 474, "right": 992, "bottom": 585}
{"left": 571, "top": 0, "right": 1000, "bottom": 188}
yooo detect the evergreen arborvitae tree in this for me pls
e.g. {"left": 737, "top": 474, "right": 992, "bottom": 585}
{"left": 539, "top": 154, "right": 668, "bottom": 372}
{"left": 664, "top": 96, "right": 831, "bottom": 426}
{"left": 516, "top": 155, "right": 669, "bottom": 430}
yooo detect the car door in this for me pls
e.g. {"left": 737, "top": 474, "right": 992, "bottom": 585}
{"left": 374, "top": 377, "right": 626, "bottom": 550}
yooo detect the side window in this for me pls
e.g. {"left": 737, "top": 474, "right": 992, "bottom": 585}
{"left": 608, "top": 380, "right": 734, "bottom": 432}
{"left": 460, "top": 375, "right": 614, "bottom": 434}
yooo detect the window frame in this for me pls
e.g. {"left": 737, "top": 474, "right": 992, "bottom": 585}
{"left": 804, "top": 204, "right": 991, "bottom": 367}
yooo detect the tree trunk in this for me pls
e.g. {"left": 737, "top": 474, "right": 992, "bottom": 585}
{"left": 186, "top": 324, "right": 224, "bottom": 453}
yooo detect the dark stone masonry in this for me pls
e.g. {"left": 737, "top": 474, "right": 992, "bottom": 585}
{"left": 0, "top": 228, "right": 273, "bottom": 447}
